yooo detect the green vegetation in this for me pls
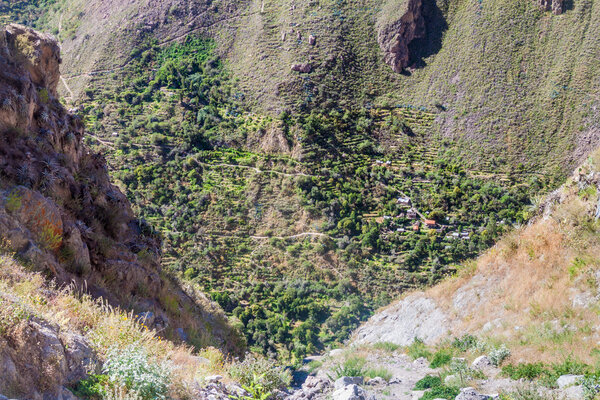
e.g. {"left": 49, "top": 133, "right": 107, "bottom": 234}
{"left": 406, "top": 338, "right": 432, "bottom": 360}
{"left": 332, "top": 356, "right": 367, "bottom": 379}
{"left": 420, "top": 385, "right": 460, "bottom": 400}
{"left": 502, "top": 357, "right": 591, "bottom": 388}
{"left": 414, "top": 374, "right": 460, "bottom": 400}
{"left": 429, "top": 348, "right": 453, "bottom": 368}
{"left": 228, "top": 354, "right": 292, "bottom": 397}
{"left": 0, "top": 0, "right": 56, "bottom": 26}
{"left": 414, "top": 375, "right": 442, "bottom": 390}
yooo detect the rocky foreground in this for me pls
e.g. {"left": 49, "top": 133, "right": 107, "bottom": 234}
{"left": 283, "top": 349, "right": 586, "bottom": 400}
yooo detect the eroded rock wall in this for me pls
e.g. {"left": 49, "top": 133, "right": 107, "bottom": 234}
{"left": 377, "top": 0, "right": 426, "bottom": 73}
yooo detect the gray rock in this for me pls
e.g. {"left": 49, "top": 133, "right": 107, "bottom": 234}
{"left": 329, "top": 349, "right": 345, "bottom": 357}
{"left": 60, "top": 332, "right": 94, "bottom": 384}
{"left": 413, "top": 357, "right": 428, "bottom": 367}
{"left": 352, "top": 294, "right": 448, "bottom": 347}
{"left": 291, "top": 63, "right": 312, "bottom": 73}
{"left": 331, "top": 384, "right": 372, "bottom": 400}
{"left": 0, "top": 355, "right": 18, "bottom": 385}
{"left": 335, "top": 376, "right": 363, "bottom": 390}
{"left": 472, "top": 355, "right": 493, "bottom": 369}
{"left": 137, "top": 311, "right": 155, "bottom": 325}
{"left": 411, "top": 391, "right": 425, "bottom": 400}
{"left": 562, "top": 385, "right": 584, "bottom": 400}
{"left": 309, "top": 35, "right": 316, "bottom": 45}
{"left": 226, "top": 384, "right": 249, "bottom": 397}
{"left": 57, "top": 387, "right": 79, "bottom": 400}
{"left": 556, "top": 374, "right": 584, "bottom": 388}
{"left": 455, "top": 387, "right": 493, "bottom": 400}
{"left": 389, "top": 377, "right": 402, "bottom": 384}
{"left": 206, "top": 375, "right": 223, "bottom": 383}
{"left": 366, "top": 377, "right": 386, "bottom": 386}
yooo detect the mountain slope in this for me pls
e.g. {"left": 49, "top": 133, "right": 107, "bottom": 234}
{"left": 32, "top": 0, "right": 600, "bottom": 173}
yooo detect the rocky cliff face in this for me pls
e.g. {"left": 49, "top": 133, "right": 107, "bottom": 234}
{"left": 0, "top": 23, "right": 242, "bottom": 356}
{"left": 376, "top": 0, "right": 426, "bottom": 73}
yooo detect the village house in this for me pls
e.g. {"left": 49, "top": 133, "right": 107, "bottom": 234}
{"left": 412, "top": 222, "right": 420, "bottom": 232}
{"left": 397, "top": 197, "right": 411, "bottom": 207}
{"left": 406, "top": 209, "right": 418, "bottom": 219}
{"left": 424, "top": 219, "right": 437, "bottom": 229}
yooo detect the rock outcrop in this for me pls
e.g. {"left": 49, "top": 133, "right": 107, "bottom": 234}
{"left": 352, "top": 293, "right": 449, "bottom": 346}
{"left": 376, "top": 0, "right": 426, "bottom": 73}
{"left": 537, "top": 0, "right": 564, "bottom": 14}
{"left": 0, "top": 23, "right": 242, "bottom": 364}
{"left": 0, "top": 317, "right": 94, "bottom": 399}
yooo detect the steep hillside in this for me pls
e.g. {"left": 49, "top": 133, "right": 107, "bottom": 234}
{"left": 353, "top": 148, "right": 600, "bottom": 365}
{"left": 0, "top": 23, "right": 243, "bottom": 356}
{"left": 24, "top": 0, "right": 600, "bottom": 172}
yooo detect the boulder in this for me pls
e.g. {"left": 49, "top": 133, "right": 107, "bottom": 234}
{"left": 335, "top": 376, "right": 364, "bottom": 390}
{"left": 556, "top": 374, "right": 583, "bottom": 388}
{"left": 562, "top": 385, "right": 584, "bottom": 400}
{"left": 472, "top": 355, "right": 493, "bottom": 369}
{"left": 291, "top": 63, "right": 312, "bottom": 73}
{"left": 206, "top": 375, "right": 224, "bottom": 383}
{"left": 413, "top": 357, "right": 428, "bottom": 367}
{"left": 331, "top": 384, "right": 372, "bottom": 400}
{"left": 455, "top": 387, "right": 493, "bottom": 400}
{"left": 309, "top": 35, "right": 316, "bottom": 45}
{"left": 366, "top": 377, "right": 386, "bottom": 386}
{"left": 60, "top": 332, "right": 94, "bottom": 385}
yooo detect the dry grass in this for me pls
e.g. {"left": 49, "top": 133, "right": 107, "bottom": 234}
{"left": 0, "top": 251, "right": 237, "bottom": 397}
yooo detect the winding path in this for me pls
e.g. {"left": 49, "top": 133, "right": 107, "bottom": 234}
{"left": 250, "top": 232, "right": 334, "bottom": 240}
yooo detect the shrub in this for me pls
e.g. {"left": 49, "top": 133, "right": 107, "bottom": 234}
{"left": 420, "top": 385, "right": 460, "bottom": 400}
{"left": 488, "top": 345, "right": 510, "bottom": 366}
{"left": 451, "top": 334, "right": 478, "bottom": 352}
{"left": 414, "top": 375, "right": 442, "bottom": 390}
{"left": 429, "top": 348, "right": 453, "bottom": 368}
{"left": 228, "top": 354, "right": 292, "bottom": 395}
{"left": 540, "top": 357, "right": 590, "bottom": 387}
{"left": 103, "top": 344, "right": 172, "bottom": 400}
{"left": 406, "top": 337, "right": 431, "bottom": 360}
{"left": 71, "top": 374, "right": 109, "bottom": 400}
{"left": 449, "top": 358, "right": 485, "bottom": 386}
{"left": 333, "top": 356, "right": 366, "bottom": 378}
